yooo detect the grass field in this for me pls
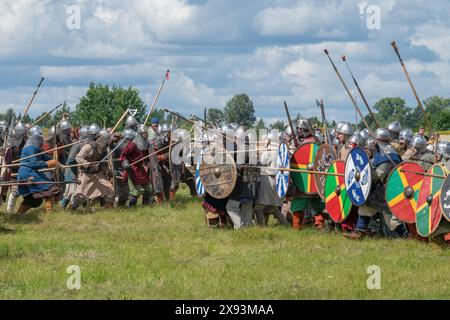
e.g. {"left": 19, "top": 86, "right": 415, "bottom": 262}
{"left": 0, "top": 186, "right": 449, "bottom": 300}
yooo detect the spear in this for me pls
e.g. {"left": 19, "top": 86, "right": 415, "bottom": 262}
{"left": 110, "top": 108, "right": 130, "bottom": 134}
{"left": 12, "top": 140, "right": 86, "bottom": 163}
{"left": 341, "top": 55, "right": 381, "bottom": 128}
{"left": 391, "top": 41, "right": 430, "bottom": 136}
{"left": 324, "top": 49, "right": 371, "bottom": 132}
{"left": 316, "top": 99, "right": 337, "bottom": 158}
{"left": 0, "top": 180, "right": 80, "bottom": 187}
{"left": 283, "top": 101, "right": 299, "bottom": 147}
{"left": 144, "top": 69, "right": 170, "bottom": 125}
{"left": 242, "top": 165, "right": 344, "bottom": 177}
{"left": 28, "top": 103, "right": 63, "bottom": 129}
{"left": 22, "top": 77, "right": 45, "bottom": 119}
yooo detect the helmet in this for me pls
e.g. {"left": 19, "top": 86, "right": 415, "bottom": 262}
{"left": 137, "top": 124, "right": 148, "bottom": 134}
{"left": 123, "top": 128, "right": 136, "bottom": 140}
{"left": 159, "top": 123, "right": 170, "bottom": 133}
{"left": 435, "top": 142, "right": 448, "bottom": 156}
{"left": 360, "top": 128, "right": 370, "bottom": 142}
{"left": 336, "top": 122, "right": 354, "bottom": 136}
{"left": 285, "top": 126, "right": 292, "bottom": 136}
{"left": 99, "top": 128, "right": 110, "bottom": 140}
{"left": 59, "top": 119, "right": 72, "bottom": 131}
{"left": 88, "top": 124, "right": 101, "bottom": 136}
{"left": 297, "top": 119, "right": 313, "bottom": 131}
{"left": 229, "top": 123, "right": 238, "bottom": 130}
{"left": 335, "top": 122, "right": 344, "bottom": 133}
{"left": 14, "top": 121, "right": 26, "bottom": 136}
{"left": 411, "top": 135, "right": 427, "bottom": 150}
{"left": 399, "top": 129, "right": 414, "bottom": 143}
{"left": 221, "top": 124, "right": 233, "bottom": 134}
{"left": 79, "top": 126, "right": 89, "bottom": 139}
{"left": 387, "top": 121, "right": 401, "bottom": 136}
{"left": 125, "top": 115, "right": 138, "bottom": 129}
{"left": 348, "top": 133, "right": 364, "bottom": 147}
{"left": 0, "top": 121, "right": 8, "bottom": 131}
{"left": 48, "top": 125, "right": 56, "bottom": 137}
{"left": 234, "top": 126, "right": 246, "bottom": 141}
{"left": 365, "top": 137, "right": 377, "bottom": 149}
{"left": 28, "top": 125, "right": 42, "bottom": 136}
{"left": 172, "top": 129, "right": 190, "bottom": 142}
{"left": 374, "top": 128, "right": 391, "bottom": 142}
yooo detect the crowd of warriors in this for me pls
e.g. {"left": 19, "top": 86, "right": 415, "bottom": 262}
{"left": 1, "top": 114, "right": 450, "bottom": 245}
{"left": 0, "top": 116, "right": 196, "bottom": 215}
{"left": 201, "top": 119, "right": 450, "bottom": 245}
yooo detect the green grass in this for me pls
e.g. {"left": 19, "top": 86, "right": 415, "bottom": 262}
{"left": 0, "top": 186, "right": 449, "bottom": 300}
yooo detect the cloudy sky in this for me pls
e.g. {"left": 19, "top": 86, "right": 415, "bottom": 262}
{"left": 0, "top": 0, "right": 449, "bottom": 125}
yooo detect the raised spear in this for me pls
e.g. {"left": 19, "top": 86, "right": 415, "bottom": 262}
{"left": 22, "top": 77, "right": 45, "bottom": 120}
{"left": 144, "top": 69, "right": 170, "bottom": 125}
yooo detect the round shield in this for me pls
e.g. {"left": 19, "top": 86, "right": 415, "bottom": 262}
{"left": 386, "top": 162, "right": 425, "bottom": 223}
{"left": 416, "top": 164, "right": 447, "bottom": 237}
{"left": 290, "top": 142, "right": 320, "bottom": 195}
{"left": 199, "top": 146, "right": 237, "bottom": 199}
{"left": 345, "top": 147, "right": 372, "bottom": 206}
{"left": 275, "top": 143, "right": 290, "bottom": 198}
{"left": 313, "top": 144, "right": 336, "bottom": 200}
{"left": 440, "top": 175, "right": 450, "bottom": 222}
{"left": 324, "top": 160, "right": 352, "bottom": 223}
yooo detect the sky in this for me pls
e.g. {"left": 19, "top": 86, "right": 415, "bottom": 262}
{"left": 0, "top": 0, "right": 449, "bottom": 125}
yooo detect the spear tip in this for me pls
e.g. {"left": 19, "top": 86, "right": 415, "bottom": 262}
{"left": 341, "top": 55, "right": 346, "bottom": 61}
{"left": 324, "top": 49, "right": 329, "bottom": 54}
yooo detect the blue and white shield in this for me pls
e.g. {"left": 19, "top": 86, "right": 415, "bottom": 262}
{"left": 276, "top": 143, "right": 290, "bottom": 198}
{"left": 345, "top": 147, "right": 372, "bottom": 206}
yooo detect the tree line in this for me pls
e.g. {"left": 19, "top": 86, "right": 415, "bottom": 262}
{"left": 3, "top": 81, "right": 448, "bottom": 132}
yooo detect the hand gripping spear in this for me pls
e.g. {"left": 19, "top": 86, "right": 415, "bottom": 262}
{"left": 341, "top": 55, "right": 381, "bottom": 128}
{"left": 391, "top": 41, "right": 430, "bottom": 135}
{"left": 22, "top": 77, "right": 45, "bottom": 120}
{"left": 324, "top": 49, "right": 372, "bottom": 133}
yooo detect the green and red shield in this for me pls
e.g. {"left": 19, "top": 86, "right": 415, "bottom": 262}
{"left": 290, "top": 142, "right": 320, "bottom": 195}
{"left": 324, "top": 160, "right": 352, "bottom": 223}
{"left": 313, "top": 144, "right": 335, "bottom": 200}
{"left": 416, "top": 164, "right": 447, "bottom": 237}
{"left": 386, "top": 162, "right": 424, "bottom": 224}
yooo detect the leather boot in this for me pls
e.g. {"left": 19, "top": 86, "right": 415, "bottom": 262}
{"left": 45, "top": 198, "right": 54, "bottom": 213}
{"left": 16, "top": 204, "right": 31, "bottom": 214}
{"left": 292, "top": 211, "right": 304, "bottom": 230}
{"left": 156, "top": 193, "right": 165, "bottom": 204}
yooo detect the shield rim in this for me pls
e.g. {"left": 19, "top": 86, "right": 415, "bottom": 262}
{"left": 385, "top": 161, "right": 424, "bottom": 224}
{"left": 324, "top": 159, "right": 353, "bottom": 223}
{"left": 313, "top": 143, "right": 335, "bottom": 200}
{"left": 439, "top": 171, "right": 450, "bottom": 223}
{"left": 344, "top": 146, "right": 372, "bottom": 206}
{"left": 416, "top": 164, "right": 446, "bottom": 237}
{"left": 290, "top": 142, "right": 320, "bottom": 195}
{"left": 275, "top": 142, "right": 290, "bottom": 199}
{"left": 199, "top": 146, "right": 237, "bottom": 199}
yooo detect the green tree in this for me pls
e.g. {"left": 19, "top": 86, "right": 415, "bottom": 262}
{"left": 207, "top": 108, "right": 224, "bottom": 126}
{"left": 361, "top": 97, "right": 410, "bottom": 129}
{"left": 73, "top": 83, "right": 146, "bottom": 130}
{"left": 431, "top": 108, "right": 450, "bottom": 131}
{"left": 270, "top": 120, "right": 286, "bottom": 131}
{"left": 255, "top": 118, "right": 266, "bottom": 131}
{"left": 224, "top": 94, "right": 256, "bottom": 127}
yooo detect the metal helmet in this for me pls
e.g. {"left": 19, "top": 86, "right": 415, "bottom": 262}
{"left": 229, "top": 123, "right": 238, "bottom": 130}
{"left": 137, "top": 124, "right": 148, "bottom": 134}
{"left": 159, "top": 123, "right": 170, "bottom": 133}
{"left": 0, "top": 121, "right": 8, "bottom": 131}
{"left": 123, "top": 128, "right": 136, "bottom": 140}
{"left": 365, "top": 137, "right": 377, "bottom": 149}
{"left": 360, "top": 128, "right": 370, "bottom": 142}
{"left": 348, "top": 133, "right": 364, "bottom": 147}
{"left": 48, "top": 125, "right": 56, "bottom": 137}
{"left": 221, "top": 124, "right": 233, "bottom": 134}
{"left": 28, "top": 125, "right": 42, "bottom": 136}
{"left": 411, "top": 135, "right": 427, "bottom": 150}
{"left": 374, "top": 128, "right": 391, "bottom": 142}
{"left": 59, "top": 119, "right": 72, "bottom": 131}
{"left": 99, "top": 127, "right": 110, "bottom": 140}
{"left": 88, "top": 124, "right": 101, "bottom": 136}
{"left": 336, "top": 122, "right": 354, "bottom": 136}
{"left": 79, "top": 126, "right": 89, "bottom": 139}
{"left": 435, "top": 142, "right": 448, "bottom": 156}
{"left": 14, "top": 121, "right": 26, "bottom": 136}
{"left": 285, "top": 126, "right": 293, "bottom": 136}
{"left": 387, "top": 121, "right": 401, "bottom": 135}
{"left": 125, "top": 115, "right": 138, "bottom": 128}
{"left": 234, "top": 126, "right": 246, "bottom": 141}
{"left": 399, "top": 129, "right": 414, "bottom": 143}
{"left": 297, "top": 119, "right": 313, "bottom": 132}
{"left": 172, "top": 129, "right": 190, "bottom": 142}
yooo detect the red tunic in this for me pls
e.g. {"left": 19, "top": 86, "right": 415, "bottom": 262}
{"left": 119, "top": 141, "right": 150, "bottom": 185}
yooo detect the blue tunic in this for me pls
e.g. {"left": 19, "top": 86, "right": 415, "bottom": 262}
{"left": 17, "top": 145, "right": 52, "bottom": 196}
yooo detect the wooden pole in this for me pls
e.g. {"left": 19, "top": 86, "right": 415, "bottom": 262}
{"left": 144, "top": 69, "right": 170, "bottom": 125}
